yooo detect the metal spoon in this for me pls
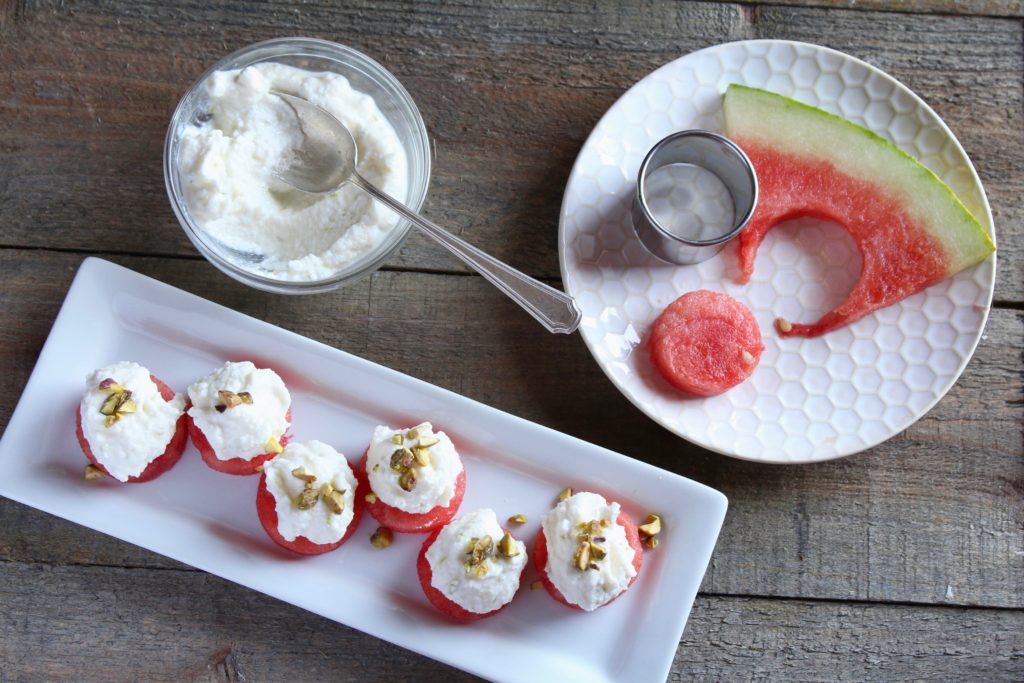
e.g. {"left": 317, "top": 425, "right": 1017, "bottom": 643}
{"left": 271, "top": 91, "right": 581, "bottom": 334}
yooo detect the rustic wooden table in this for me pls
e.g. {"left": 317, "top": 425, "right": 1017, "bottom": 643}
{"left": 1, "top": 1, "right": 1022, "bottom": 681}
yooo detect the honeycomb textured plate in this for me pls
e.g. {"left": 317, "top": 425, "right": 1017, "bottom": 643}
{"left": 558, "top": 40, "right": 996, "bottom": 463}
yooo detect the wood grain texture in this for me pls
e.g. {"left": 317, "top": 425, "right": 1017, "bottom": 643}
{"left": 0, "top": 560, "right": 1021, "bottom": 683}
{"left": 736, "top": 0, "right": 1024, "bottom": 18}
{"left": 0, "top": 2, "right": 1020, "bottom": 298}
{"left": 0, "top": 251, "right": 1020, "bottom": 610}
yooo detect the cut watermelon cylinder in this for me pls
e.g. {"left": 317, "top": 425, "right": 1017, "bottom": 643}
{"left": 187, "top": 407, "right": 292, "bottom": 475}
{"left": 360, "top": 452, "right": 466, "bottom": 534}
{"left": 255, "top": 462, "right": 367, "bottom": 555}
{"left": 76, "top": 375, "right": 188, "bottom": 483}
{"left": 649, "top": 290, "right": 763, "bottom": 397}
{"left": 416, "top": 525, "right": 523, "bottom": 621}
{"left": 723, "top": 84, "right": 995, "bottom": 337}
{"left": 533, "top": 510, "right": 644, "bottom": 611}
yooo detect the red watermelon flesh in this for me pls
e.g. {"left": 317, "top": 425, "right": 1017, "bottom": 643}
{"left": 723, "top": 85, "right": 995, "bottom": 338}
{"left": 649, "top": 290, "right": 763, "bottom": 397}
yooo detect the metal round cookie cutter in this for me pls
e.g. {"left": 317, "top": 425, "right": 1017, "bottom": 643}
{"left": 631, "top": 130, "right": 758, "bottom": 265}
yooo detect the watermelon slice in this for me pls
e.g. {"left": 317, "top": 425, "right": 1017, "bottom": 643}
{"left": 723, "top": 84, "right": 995, "bottom": 337}
{"left": 649, "top": 290, "right": 763, "bottom": 397}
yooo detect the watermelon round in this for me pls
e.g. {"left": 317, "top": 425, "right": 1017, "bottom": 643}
{"left": 188, "top": 406, "right": 292, "bottom": 476}
{"left": 416, "top": 527, "right": 514, "bottom": 621}
{"left": 649, "top": 290, "right": 763, "bottom": 397}
{"left": 360, "top": 452, "right": 465, "bottom": 534}
{"left": 533, "top": 510, "right": 644, "bottom": 611}
{"left": 76, "top": 374, "right": 188, "bottom": 483}
{"left": 723, "top": 85, "right": 995, "bottom": 337}
{"left": 255, "top": 463, "right": 366, "bottom": 555}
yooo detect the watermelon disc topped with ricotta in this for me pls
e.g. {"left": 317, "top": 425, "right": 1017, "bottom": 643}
{"left": 723, "top": 84, "right": 995, "bottom": 338}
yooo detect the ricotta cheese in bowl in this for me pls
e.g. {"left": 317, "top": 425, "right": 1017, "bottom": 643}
{"left": 165, "top": 38, "right": 431, "bottom": 293}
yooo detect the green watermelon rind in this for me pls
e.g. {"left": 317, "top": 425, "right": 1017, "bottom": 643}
{"left": 722, "top": 84, "right": 995, "bottom": 275}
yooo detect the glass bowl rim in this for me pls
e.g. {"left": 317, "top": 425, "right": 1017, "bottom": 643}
{"left": 163, "top": 36, "right": 432, "bottom": 294}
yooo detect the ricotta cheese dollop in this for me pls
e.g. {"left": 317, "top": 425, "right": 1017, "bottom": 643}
{"left": 263, "top": 440, "right": 358, "bottom": 545}
{"left": 541, "top": 491, "right": 637, "bottom": 611}
{"left": 187, "top": 361, "right": 290, "bottom": 461}
{"left": 79, "top": 361, "right": 185, "bottom": 482}
{"left": 426, "top": 508, "right": 527, "bottom": 614}
{"left": 366, "top": 423, "right": 462, "bottom": 513}
{"left": 177, "top": 61, "right": 410, "bottom": 282}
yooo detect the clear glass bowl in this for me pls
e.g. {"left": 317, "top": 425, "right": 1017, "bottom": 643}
{"left": 163, "top": 37, "right": 432, "bottom": 294}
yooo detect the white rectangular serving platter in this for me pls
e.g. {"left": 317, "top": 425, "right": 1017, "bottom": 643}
{"left": 0, "top": 258, "right": 728, "bottom": 683}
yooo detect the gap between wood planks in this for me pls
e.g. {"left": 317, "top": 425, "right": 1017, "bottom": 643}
{"left": 1, "top": 554, "right": 1020, "bottom": 614}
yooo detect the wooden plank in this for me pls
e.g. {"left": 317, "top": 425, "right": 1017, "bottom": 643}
{"left": 0, "top": 251, "right": 1020, "bottom": 608}
{"left": 0, "top": 2, "right": 1020, "bottom": 299}
{"left": 0, "top": 560, "right": 1020, "bottom": 682}
{"left": 737, "top": 0, "right": 1024, "bottom": 18}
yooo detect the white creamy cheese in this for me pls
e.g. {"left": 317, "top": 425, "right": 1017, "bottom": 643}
{"left": 79, "top": 362, "right": 185, "bottom": 482}
{"left": 366, "top": 422, "right": 462, "bottom": 513}
{"left": 263, "top": 441, "right": 357, "bottom": 545}
{"left": 177, "top": 61, "right": 409, "bottom": 282}
{"left": 187, "top": 361, "right": 290, "bottom": 461}
{"left": 426, "top": 509, "right": 527, "bottom": 614}
{"left": 541, "top": 491, "right": 638, "bottom": 611}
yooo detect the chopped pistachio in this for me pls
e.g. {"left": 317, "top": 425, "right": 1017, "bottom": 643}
{"left": 412, "top": 446, "right": 431, "bottom": 467}
{"left": 291, "top": 467, "right": 317, "bottom": 484}
{"left": 644, "top": 536, "right": 659, "bottom": 549}
{"left": 405, "top": 428, "right": 420, "bottom": 440}
{"left": 264, "top": 436, "right": 284, "bottom": 455}
{"left": 417, "top": 436, "right": 440, "bottom": 448}
{"left": 497, "top": 531, "right": 519, "bottom": 558}
{"left": 97, "top": 378, "right": 125, "bottom": 394}
{"left": 777, "top": 317, "right": 793, "bottom": 333}
{"left": 83, "top": 464, "right": 105, "bottom": 480}
{"left": 365, "top": 492, "right": 378, "bottom": 504}
{"left": 398, "top": 467, "right": 417, "bottom": 492}
{"left": 638, "top": 513, "right": 662, "bottom": 538}
{"left": 390, "top": 447, "right": 414, "bottom": 472}
{"left": 557, "top": 487, "right": 572, "bottom": 503}
{"left": 99, "top": 386, "right": 135, "bottom": 427}
{"left": 372, "top": 463, "right": 380, "bottom": 473}
{"left": 573, "top": 540, "right": 591, "bottom": 571}
{"left": 390, "top": 433, "right": 404, "bottom": 445}
{"left": 323, "top": 486, "right": 345, "bottom": 515}
{"left": 99, "top": 393, "right": 122, "bottom": 416}
{"left": 295, "top": 488, "right": 318, "bottom": 510}
{"left": 255, "top": 464, "right": 265, "bottom": 473}
{"left": 370, "top": 526, "right": 393, "bottom": 549}
{"left": 465, "top": 535, "right": 493, "bottom": 577}
{"left": 237, "top": 391, "right": 253, "bottom": 404}
{"left": 217, "top": 389, "right": 243, "bottom": 409}
{"left": 507, "top": 513, "right": 528, "bottom": 525}
{"left": 588, "top": 542, "right": 607, "bottom": 561}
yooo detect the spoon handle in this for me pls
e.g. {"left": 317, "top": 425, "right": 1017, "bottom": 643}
{"left": 352, "top": 174, "right": 582, "bottom": 334}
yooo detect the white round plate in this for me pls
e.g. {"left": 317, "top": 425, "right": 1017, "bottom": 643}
{"left": 558, "top": 40, "right": 996, "bottom": 463}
